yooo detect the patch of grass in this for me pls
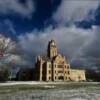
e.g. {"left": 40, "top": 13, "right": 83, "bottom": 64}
{"left": 55, "top": 82, "right": 100, "bottom": 90}
{"left": 0, "top": 82, "right": 100, "bottom": 93}
{"left": 0, "top": 84, "right": 54, "bottom": 93}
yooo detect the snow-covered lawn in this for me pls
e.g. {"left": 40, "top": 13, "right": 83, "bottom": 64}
{"left": 0, "top": 81, "right": 99, "bottom": 86}
{"left": 0, "top": 82, "right": 100, "bottom": 100}
{"left": 0, "top": 88, "right": 100, "bottom": 100}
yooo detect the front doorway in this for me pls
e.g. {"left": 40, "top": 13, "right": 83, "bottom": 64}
{"left": 58, "top": 76, "right": 64, "bottom": 80}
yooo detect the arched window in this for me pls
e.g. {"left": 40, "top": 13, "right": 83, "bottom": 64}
{"left": 68, "top": 71, "right": 70, "bottom": 75}
{"left": 49, "top": 76, "right": 51, "bottom": 80}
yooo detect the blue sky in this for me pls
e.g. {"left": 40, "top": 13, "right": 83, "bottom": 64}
{"left": 0, "top": 0, "right": 100, "bottom": 68}
{"left": 0, "top": 0, "right": 99, "bottom": 37}
{"left": 0, "top": 0, "right": 59, "bottom": 36}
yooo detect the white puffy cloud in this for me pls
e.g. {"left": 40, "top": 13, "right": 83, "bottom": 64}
{"left": 18, "top": 25, "right": 99, "bottom": 67}
{"left": 0, "top": 0, "right": 35, "bottom": 18}
{"left": 53, "top": 0, "right": 100, "bottom": 24}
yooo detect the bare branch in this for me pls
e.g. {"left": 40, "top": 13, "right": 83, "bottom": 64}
{"left": 0, "top": 35, "right": 15, "bottom": 57}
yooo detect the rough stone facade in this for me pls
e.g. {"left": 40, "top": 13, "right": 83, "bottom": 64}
{"left": 35, "top": 40, "right": 86, "bottom": 81}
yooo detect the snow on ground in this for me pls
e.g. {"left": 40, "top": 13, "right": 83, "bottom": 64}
{"left": 0, "top": 81, "right": 42, "bottom": 86}
{"left": 0, "top": 82, "right": 100, "bottom": 100}
{"left": 0, "top": 81, "right": 99, "bottom": 86}
{"left": 0, "top": 88, "right": 100, "bottom": 100}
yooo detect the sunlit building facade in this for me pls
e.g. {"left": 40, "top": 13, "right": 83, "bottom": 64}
{"left": 35, "top": 40, "right": 86, "bottom": 81}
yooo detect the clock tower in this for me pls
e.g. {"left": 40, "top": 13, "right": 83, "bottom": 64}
{"left": 47, "top": 40, "right": 58, "bottom": 58}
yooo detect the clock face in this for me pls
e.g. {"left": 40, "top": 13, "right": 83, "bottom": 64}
{"left": 52, "top": 42, "right": 55, "bottom": 45}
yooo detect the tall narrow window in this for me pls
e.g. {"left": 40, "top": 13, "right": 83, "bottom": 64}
{"left": 65, "top": 65, "right": 66, "bottom": 68}
{"left": 67, "top": 65, "right": 69, "bottom": 69}
{"left": 68, "top": 71, "right": 70, "bottom": 75}
{"left": 49, "top": 77, "right": 51, "bottom": 80}
{"left": 49, "top": 70, "right": 51, "bottom": 74}
{"left": 49, "top": 64, "right": 51, "bottom": 68}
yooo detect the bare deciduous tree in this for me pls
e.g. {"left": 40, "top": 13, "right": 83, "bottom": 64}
{"left": 0, "top": 34, "right": 15, "bottom": 57}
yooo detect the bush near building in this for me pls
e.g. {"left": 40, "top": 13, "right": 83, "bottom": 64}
{"left": 0, "top": 64, "right": 10, "bottom": 82}
{"left": 16, "top": 67, "right": 35, "bottom": 81}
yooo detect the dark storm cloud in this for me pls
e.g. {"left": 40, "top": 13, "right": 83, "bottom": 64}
{"left": 77, "top": 26, "right": 100, "bottom": 67}
{"left": 0, "top": 0, "right": 100, "bottom": 70}
{"left": 18, "top": 25, "right": 99, "bottom": 68}
{"left": 11, "top": 0, "right": 100, "bottom": 69}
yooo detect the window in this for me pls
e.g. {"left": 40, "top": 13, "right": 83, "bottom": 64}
{"left": 68, "top": 71, "right": 70, "bottom": 75}
{"left": 65, "top": 65, "right": 66, "bottom": 68}
{"left": 49, "top": 77, "right": 51, "bottom": 80}
{"left": 68, "top": 77, "right": 71, "bottom": 80}
{"left": 58, "top": 70, "right": 63, "bottom": 73}
{"left": 49, "top": 64, "right": 51, "bottom": 68}
{"left": 58, "top": 65, "right": 63, "bottom": 68}
{"left": 55, "top": 76, "right": 56, "bottom": 79}
{"left": 78, "top": 76, "right": 81, "bottom": 80}
{"left": 49, "top": 70, "right": 51, "bottom": 74}
{"left": 67, "top": 65, "right": 70, "bottom": 69}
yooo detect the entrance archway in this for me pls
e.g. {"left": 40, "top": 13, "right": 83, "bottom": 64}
{"left": 58, "top": 76, "right": 64, "bottom": 80}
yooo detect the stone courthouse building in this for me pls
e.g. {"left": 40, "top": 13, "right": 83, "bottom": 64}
{"left": 35, "top": 40, "right": 86, "bottom": 81}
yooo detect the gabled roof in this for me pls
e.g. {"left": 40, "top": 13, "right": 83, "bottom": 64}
{"left": 41, "top": 55, "right": 52, "bottom": 61}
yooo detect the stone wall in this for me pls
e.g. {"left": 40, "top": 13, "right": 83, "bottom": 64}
{"left": 70, "top": 69, "right": 86, "bottom": 81}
